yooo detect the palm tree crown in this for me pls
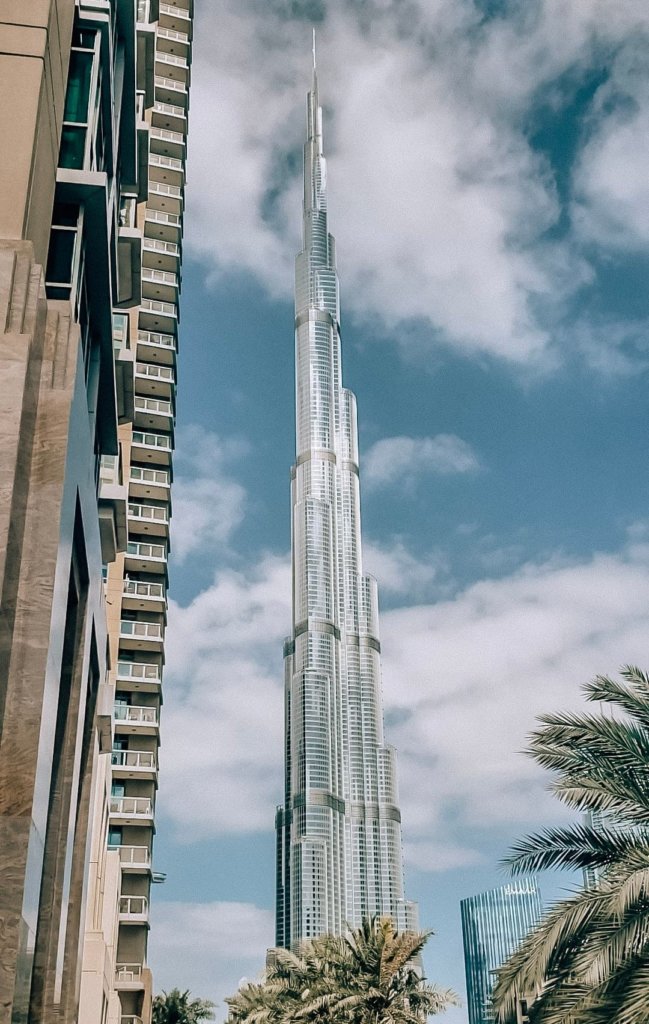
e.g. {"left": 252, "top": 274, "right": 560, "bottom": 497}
{"left": 152, "top": 987, "right": 216, "bottom": 1024}
{"left": 227, "top": 916, "right": 458, "bottom": 1024}
{"left": 492, "top": 666, "right": 649, "bottom": 1024}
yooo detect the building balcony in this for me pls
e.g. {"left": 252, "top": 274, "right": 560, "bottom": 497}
{"left": 137, "top": 329, "right": 177, "bottom": 366}
{"left": 109, "top": 844, "right": 152, "bottom": 873}
{"left": 128, "top": 500, "right": 170, "bottom": 538}
{"left": 145, "top": 207, "right": 182, "bottom": 244}
{"left": 142, "top": 266, "right": 179, "bottom": 304}
{"left": 134, "top": 395, "right": 174, "bottom": 432}
{"left": 134, "top": 394, "right": 174, "bottom": 431}
{"left": 147, "top": 179, "right": 183, "bottom": 218}
{"left": 152, "top": 99, "right": 187, "bottom": 135}
{"left": 159, "top": 2, "right": 192, "bottom": 34}
{"left": 116, "top": 659, "right": 162, "bottom": 693}
{"left": 155, "top": 50, "right": 190, "bottom": 85}
{"left": 129, "top": 464, "right": 171, "bottom": 501}
{"left": 114, "top": 703, "right": 159, "bottom": 735}
{"left": 155, "top": 74, "right": 188, "bottom": 109}
{"left": 122, "top": 579, "right": 166, "bottom": 614}
{"left": 111, "top": 749, "right": 158, "bottom": 781}
{"left": 136, "top": 359, "right": 175, "bottom": 396}
{"left": 121, "top": 1017, "right": 144, "bottom": 1024}
{"left": 150, "top": 124, "right": 186, "bottom": 160}
{"left": 124, "top": 539, "right": 168, "bottom": 574}
{"left": 119, "top": 619, "right": 164, "bottom": 652}
{"left": 110, "top": 796, "right": 154, "bottom": 825}
{"left": 116, "top": 963, "right": 146, "bottom": 990}
{"left": 143, "top": 236, "right": 181, "bottom": 273}
{"left": 119, "top": 895, "right": 149, "bottom": 924}
{"left": 149, "top": 152, "right": 185, "bottom": 191}
{"left": 139, "top": 296, "right": 178, "bottom": 334}
{"left": 156, "top": 24, "right": 191, "bottom": 59}
{"left": 98, "top": 455, "right": 128, "bottom": 561}
{"left": 131, "top": 429, "right": 173, "bottom": 466}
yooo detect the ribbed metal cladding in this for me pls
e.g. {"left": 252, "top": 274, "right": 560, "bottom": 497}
{"left": 275, "top": 63, "right": 418, "bottom": 948}
{"left": 460, "top": 880, "right": 543, "bottom": 1024}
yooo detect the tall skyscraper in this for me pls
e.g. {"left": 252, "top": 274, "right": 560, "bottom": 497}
{"left": 275, "top": 53, "right": 418, "bottom": 948}
{"left": 460, "top": 879, "right": 543, "bottom": 1024}
{"left": 0, "top": 2, "right": 191, "bottom": 1020}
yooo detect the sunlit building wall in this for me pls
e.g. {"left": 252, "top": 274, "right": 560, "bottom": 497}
{"left": 275, "top": 62, "right": 418, "bottom": 948}
{"left": 460, "top": 879, "right": 543, "bottom": 1024}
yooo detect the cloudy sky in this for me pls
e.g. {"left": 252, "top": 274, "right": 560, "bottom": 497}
{"left": 147, "top": 1, "right": 649, "bottom": 1019}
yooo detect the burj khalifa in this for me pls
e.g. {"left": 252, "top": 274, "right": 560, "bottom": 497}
{"left": 275, "top": 49, "right": 418, "bottom": 948}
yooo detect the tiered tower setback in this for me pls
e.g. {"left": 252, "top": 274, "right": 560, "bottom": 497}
{"left": 275, "top": 59, "right": 418, "bottom": 947}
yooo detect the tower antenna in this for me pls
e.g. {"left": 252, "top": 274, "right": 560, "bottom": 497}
{"left": 312, "top": 27, "right": 316, "bottom": 70}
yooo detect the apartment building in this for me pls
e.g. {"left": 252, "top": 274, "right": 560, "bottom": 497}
{"left": 0, "top": 1, "right": 192, "bottom": 1021}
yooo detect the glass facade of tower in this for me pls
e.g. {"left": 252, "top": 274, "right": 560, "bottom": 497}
{"left": 461, "top": 880, "right": 543, "bottom": 1024}
{"left": 275, "top": 68, "right": 417, "bottom": 947}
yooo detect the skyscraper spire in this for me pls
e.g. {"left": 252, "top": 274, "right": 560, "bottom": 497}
{"left": 275, "top": 53, "right": 418, "bottom": 948}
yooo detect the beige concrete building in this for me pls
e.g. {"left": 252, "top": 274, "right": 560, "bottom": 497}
{"left": 0, "top": 1, "right": 192, "bottom": 1022}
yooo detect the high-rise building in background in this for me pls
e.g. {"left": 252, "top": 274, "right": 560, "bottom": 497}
{"left": 460, "top": 879, "right": 543, "bottom": 1024}
{"left": 0, "top": 2, "right": 191, "bottom": 1021}
{"left": 275, "top": 54, "right": 418, "bottom": 948}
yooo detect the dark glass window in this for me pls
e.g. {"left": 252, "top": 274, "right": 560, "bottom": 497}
{"left": 60, "top": 125, "right": 86, "bottom": 169}
{"left": 46, "top": 229, "right": 75, "bottom": 285}
{"left": 64, "top": 50, "right": 93, "bottom": 123}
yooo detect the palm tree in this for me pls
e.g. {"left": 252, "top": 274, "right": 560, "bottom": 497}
{"left": 152, "top": 987, "right": 216, "bottom": 1024}
{"left": 492, "top": 665, "right": 649, "bottom": 1024}
{"left": 227, "top": 916, "right": 458, "bottom": 1024}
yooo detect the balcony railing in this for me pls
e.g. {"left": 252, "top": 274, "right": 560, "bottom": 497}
{"left": 116, "top": 660, "right": 161, "bottom": 682}
{"left": 151, "top": 126, "right": 186, "bottom": 147}
{"left": 119, "top": 895, "right": 149, "bottom": 920}
{"left": 121, "top": 1016, "right": 144, "bottom": 1024}
{"left": 115, "top": 704, "right": 159, "bottom": 725}
{"left": 140, "top": 297, "right": 177, "bottom": 319}
{"left": 136, "top": 361, "right": 175, "bottom": 382}
{"left": 110, "top": 796, "right": 153, "bottom": 817}
{"left": 160, "top": 3, "right": 191, "bottom": 20}
{"left": 111, "top": 749, "right": 157, "bottom": 770}
{"left": 157, "top": 25, "right": 189, "bottom": 44}
{"left": 156, "top": 51, "right": 189, "bottom": 70}
{"left": 142, "top": 267, "right": 178, "bottom": 287}
{"left": 128, "top": 501, "right": 169, "bottom": 524}
{"left": 132, "top": 430, "right": 172, "bottom": 451}
{"left": 116, "top": 963, "right": 144, "bottom": 989}
{"left": 124, "top": 579, "right": 166, "bottom": 600}
{"left": 149, "top": 180, "right": 182, "bottom": 199}
{"left": 119, "top": 620, "right": 163, "bottom": 641}
{"left": 108, "top": 844, "right": 151, "bottom": 867}
{"left": 137, "top": 329, "right": 176, "bottom": 351}
{"left": 126, "top": 540, "right": 167, "bottom": 561}
{"left": 146, "top": 209, "right": 182, "bottom": 228}
{"left": 153, "top": 99, "right": 186, "bottom": 119}
{"left": 130, "top": 465, "right": 170, "bottom": 487}
{"left": 135, "top": 396, "right": 174, "bottom": 419}
{"left": 143, "top": 237, "right": 180, "bottom": 257}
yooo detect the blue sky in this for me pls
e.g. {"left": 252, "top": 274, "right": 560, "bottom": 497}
{"left": 147, "top": 1, "right": 649, "bottom": 1019}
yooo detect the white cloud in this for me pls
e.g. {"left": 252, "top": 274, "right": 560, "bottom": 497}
{"left": 160, "top": 530, "right": 649, "bottom": 872}
{"left": 148, "top": 900, "right": 274, "bottom": 1015}
{"left": 171, "top": 424, "right": 248, "bottom": 563}
{"left": 572, "top": 40, "right": 649, "bottom": 251}
{"left": 363, "top": 435, "right": 480, "bottom": 490}
{"left": 158, "top": 555, "right": 290, "bottom": 836}
{"left": 363, "top": 538, "right": 447, "bottom": 598}
{"left": 381, "top": 542, "right": 649, "bottom": 853}
{"left": 185, "top": 0, "right": 649, "bottom": 368}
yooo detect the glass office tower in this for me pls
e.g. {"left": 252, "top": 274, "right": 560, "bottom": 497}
{"left": 275, "top": 58, "right": 418, "bottom": 948}
{"left": 461, "top": 880, "right": 543, "bottom": 1024}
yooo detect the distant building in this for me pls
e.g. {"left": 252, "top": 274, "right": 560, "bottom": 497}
{"left": 275, "top": 54, "right": 417, "bottom": 947}
{"left": 460, "top": 879, "right": 543, "bottom": 1024}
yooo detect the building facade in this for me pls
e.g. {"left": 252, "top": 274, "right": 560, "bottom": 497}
{"left": 275, "top": 61, "right": 417, "bottom": 948}
{"left": 460, "top": 880, "right": 543, "bottom": 1024}
{"left": 0, "top": 1, "right": 192, "bottom": 1021}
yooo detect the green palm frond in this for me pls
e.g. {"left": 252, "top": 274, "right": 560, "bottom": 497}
{"left": 503, "top": 823, "right": 649, "bottom": 874}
